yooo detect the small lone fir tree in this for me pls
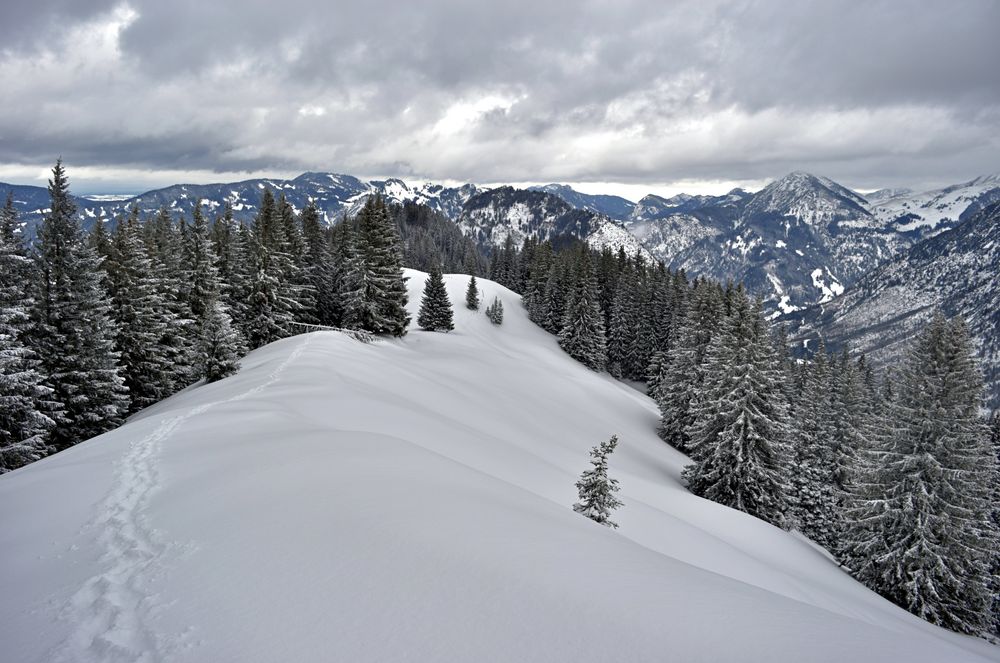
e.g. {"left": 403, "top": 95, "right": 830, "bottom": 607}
{"left": 465, "top": 275, "right": 480, "bottom": 310}
{"left": 573, "top": 435, "right": 624, "bottom": 528}
{"left": 485, "top": 296, "right": 503, "bottom": 325}
{"left": 417, "top": 265, "right": 454, "bottom": 332}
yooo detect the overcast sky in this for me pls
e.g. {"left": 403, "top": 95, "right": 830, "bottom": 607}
{"left": 1, "top": 0, "right": 998, "bottom": 198}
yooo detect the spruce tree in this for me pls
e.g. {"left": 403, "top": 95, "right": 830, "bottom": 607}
{"left": 417, "top": 264, "right": 454, "bottom": 332}
{"left": 29, "top": 161, "right": 129, "bottom": 449}
{"left": 330, "top": 219, "right": 364, "bottom": 328}
{"left": 786, "top": 344, "right": 840, "bottom": 546}
{"left": 573, "top": 435, "right": 624, "bottom": 528}
{"left": 846, "top": 314, "right": 995, "bottom": 634}
{"left": 198, "top": 298, "right": 244, "bottom": 383}
{"left": 143, "top": 207, "right": 197, "bottom": 389}
{"left": 558, "top": 248, "right": 607, "bottom": 370}
{"left": 990, "top": 411, "right": 1000, "bottom": 636}
{"left": 182, "top": 202, "right": 223, "bottom": 321}
{"left": 243, "top": 232, "right": 288, "bottom": 349}
{"left": 656, "top": 281, "right": 722, "bottom": 453}
{"left": 0, "top": 195, "right": 56, "bottom": 471}
{"left": 605, "top": 275, "right": 636, "bottom": 379}
{"left": 301, "top": 201, "right": 336, "bottom": 325}
{"left": 465, "top": 275, "right": 480, "bottom": 310}
{"left": 105, "top": 213, "right": 177, "bottom": 412}
{"left": 682, "top": 295, "right": 791, "bottom": 528}
{"left": 242, "top": 192, "right": 298, "bottom": 348}
{"left": 356, "top": 196, "right": 409, "bottom": 336}
{"left": 485, "top": 296, "right": 504, "bottom": 325}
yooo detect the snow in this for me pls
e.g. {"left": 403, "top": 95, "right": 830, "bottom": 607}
{"left": 867, "top": 175, "right": 1000, "bottom": 232}
{"left": 0, "top": 271, "right": 996, "bottom": 663}
{"left": 775, "top": 239, "right": 787, "bottom": 248}
{"left": 811, "top": 267, "right": 845, "bottom": 302}
{"left": 82, "top": 194, "right": 137, "bottom": 202}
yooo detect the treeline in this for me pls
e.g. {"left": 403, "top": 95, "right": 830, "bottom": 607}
{"left": 1, "top": 161, "right": 477, "bottom": 473}
{"left": 489, "top": 237, "right": 1000, "bottom": 638}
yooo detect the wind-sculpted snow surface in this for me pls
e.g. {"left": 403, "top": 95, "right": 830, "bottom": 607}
{"left": 1, "top": 272, "right": 997, "bottom": 662}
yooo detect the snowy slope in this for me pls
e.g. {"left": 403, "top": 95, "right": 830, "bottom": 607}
{"left": 1, "top": 272, "right": 997, "bottom": 663}
{"left": 867, "top": 175, "right": 1000, "bottom": 234}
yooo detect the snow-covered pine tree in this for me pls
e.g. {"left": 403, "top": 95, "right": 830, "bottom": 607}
{"left": 827, "top": 350, "right": 869, "bottom": 544}
{"left": 198, "top": 297, "right": 244, "bottom": 383}
{"left": 418, "top": 264, "right": 454, "bottom": 332}
{"left": 105, "top": 212, "right": 178, "bottom": 412}
{"left": 605, "top": 273, "right": 636, "bottom": 379}
{"left": 541, "top": 262, "right": 568, "bottom": 334}
{"left": 29, "top": 160, "right": 129, "bottom": 449}
{"left": 558, "top": 248, "right": 607, "bottom": 370}
{"left": 0, "top": 194, "right": 57, "bottom": 472}
{"left": 142, "top": 207, "right": 198, "bottom": 389}
{"left": 656, "top": 280, "right": 722, "bottom": 453}
{"left": 846, "top": 314, "right": 995, "bottom": 635}
{"left": 573, "top": 434, "right": 624, "bottom": 528}
{"left": 786, "top": 343, "right": 840, "bottom": 547}
{"left": 301, "top": 201, "right": 336, "bottom": 326}
{"left": 211, "top": 202, "right": 241, "bottom": 304}
{"left": 465, "top": 275, "right": 480, "bottom": 310}
{"left": 241, "top": 192, "right": 300, "bottom": 348}
{"left": 243, "top": 231, "right": 288, "bottom": 349}
{"left": 681, "top": 294, "right": 791, "bottom": 528}
{"left": 329, "top": 219, "right": 364, "bottom": 328}
{"left": 182, "top": 201, "right": 224, "bottom": 321}
{"left": 277, "top": 193, "right": 312, "bottom": 319}
{"left": 989, "top": 411, "right": 1000, "bottom": 636}
{"left": 356, "top": 196, "right": 410, "bottom": 336}
{"left": 522, "top": 242, "right": 553, "bottom": 324}
{"left": 485, "top": 297, "right": 504, "bottom": 325}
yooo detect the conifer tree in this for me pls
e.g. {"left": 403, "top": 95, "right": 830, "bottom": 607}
{"left": 329, "top": 219, "right": 363, "bottom": 328}
{"left": 198, "top": 298, "right": 244, "bottom": 383}
{"left": 241, "top": 192, "right": 300, "bottom": 348}
{"left": 485, "top": 296, "right": 504, "bottom": 325}
{"left": 105, "top": 213, "right": 177, "bottom": 412}
{"left": 847, "top": 314, "right": 995, "bottom": 634}
{"left": 182, "top": 202, "right": 224, "bottom": 321}
{"left": 573, "top": 435, "right": 624, "bottom": 528}
{"left": 301, "top": 201, "right": 336, "bottom": 325}
{"left": 682, "top": 295, "right": 790, "bottom": 528}
{"left": 243, "top": 232, "right": 288, "bottom": 349}
{"left": 355, "top": 196, "right": 409, "bottom": 336}
{"left": 417, "top": 264, "right": 454, "bottom": 332}
{"left": 558, "top": 248, "right": 606, "bottom": 370}
{"left": 656, "top": 281, "right": 722, "bottom": 453}
{"left": 988, "top": 410, "right": 1000, "bottom": 636}
{"left": 29, "top": 160, "right": 129, "bottom": 449}
{"left": 0, "top": 194, "right": 56, "bottom": 471}
{"left": 605, "top": 275, "right": 636, "bottom": 379}
{"left": 211, "top": 202, "right": 240, "bottom": 302}
{"left": 465, "top": 275, "right": 480, "bottom": 310}
{"left": 786, "top": 344, "right": 840, "bottom": 546}
{"left": 143, "top": 207, "right": 197, "bottom": 389}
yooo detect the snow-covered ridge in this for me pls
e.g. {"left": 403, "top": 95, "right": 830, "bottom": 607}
{"left": 0, "top": 271, "right": 995, "bottom": 662}
{"left": 867, "top": 174, "right": 1000, "bottom": 234}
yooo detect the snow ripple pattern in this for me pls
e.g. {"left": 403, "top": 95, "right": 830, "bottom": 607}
{"left": 54, "top": 334, "right": 315, "bottom": 663}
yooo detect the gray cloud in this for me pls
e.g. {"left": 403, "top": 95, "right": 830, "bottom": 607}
{"left": 0, "top": 0, "right": 997, "bottom": 194}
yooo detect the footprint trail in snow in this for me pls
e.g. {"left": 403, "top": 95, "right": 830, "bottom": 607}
{"left": 54, "top": 334, "right": 317, "bottom": 662}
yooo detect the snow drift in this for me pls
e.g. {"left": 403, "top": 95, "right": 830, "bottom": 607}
{"left": 1, "top": 270, "right": 997, "bottom": 663}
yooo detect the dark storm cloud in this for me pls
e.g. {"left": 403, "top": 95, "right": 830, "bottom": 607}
{"left": 0, "top": 0, "right": 997, "bottom": 192}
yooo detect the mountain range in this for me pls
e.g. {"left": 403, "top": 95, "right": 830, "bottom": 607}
{"left": 2, "top": 168, "right": 998, "bottom": 404}
{"left": 782, "top": 201, "right": 1000, "bottom": 410}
